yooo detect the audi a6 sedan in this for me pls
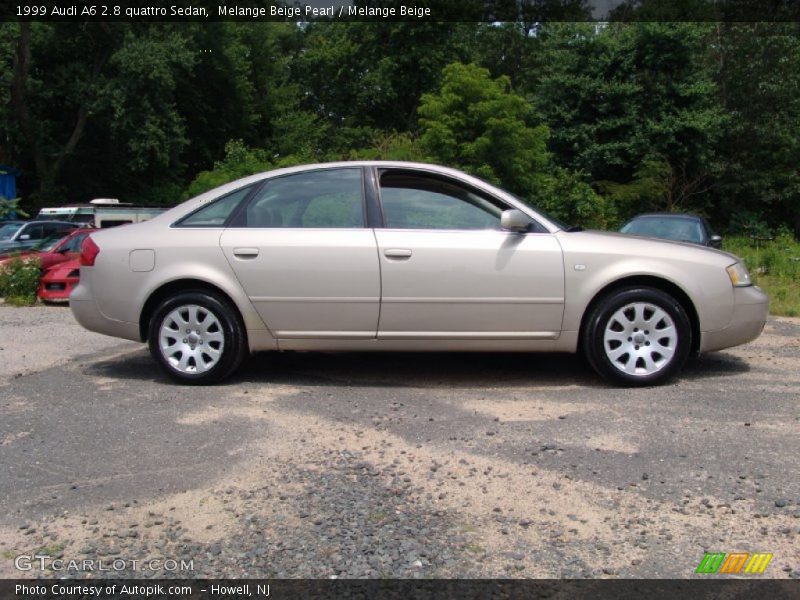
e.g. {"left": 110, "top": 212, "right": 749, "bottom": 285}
{"left": 70, "top": 162, "right": 768, "bottom": 386}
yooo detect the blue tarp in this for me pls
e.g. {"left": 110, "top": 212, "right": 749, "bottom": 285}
{"left": 0, "top": 165, "right": 20, "bottom": 201}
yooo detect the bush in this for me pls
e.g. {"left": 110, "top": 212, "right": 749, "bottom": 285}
{"left": 0, "top": 256, "right": 41, "bottom": 306}
{"left": 184, "top": 140, "right": 274, "bottom": 198}
{"left": 724, "top": 233, "right": 800, "bottom": 317}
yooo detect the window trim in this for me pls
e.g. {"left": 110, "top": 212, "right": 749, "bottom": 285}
{"left": 227, "top": 166, "right": 368, "bottom": 230}
{"left": 372, "top": 167, "right": 548, "bottom": 234}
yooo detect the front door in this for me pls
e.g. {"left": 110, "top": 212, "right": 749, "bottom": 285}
{"left": 220, "top": 167, "right": 380, "bottom": 339}
{"left": 374, "top": 169, "right": 565, "bottom": 339}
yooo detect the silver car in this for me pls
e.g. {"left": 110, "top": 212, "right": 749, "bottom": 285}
{"left": 70, "top": 161, "right": 768, "bottom": 386}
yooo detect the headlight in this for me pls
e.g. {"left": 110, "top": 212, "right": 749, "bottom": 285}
{"left": 726, "top": 262, "right": 752, "bottom": 287}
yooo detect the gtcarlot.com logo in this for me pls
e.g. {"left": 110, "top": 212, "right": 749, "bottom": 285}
{"left": 14, "top": 554, "right": 194, "bottom": 573}
{"left": 696, "top": 552, "right": 773, "bottom": 575}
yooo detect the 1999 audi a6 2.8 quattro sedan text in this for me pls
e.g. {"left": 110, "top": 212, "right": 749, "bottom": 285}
{"left": 70, "top": 162, "right": 768, "bottom": 386}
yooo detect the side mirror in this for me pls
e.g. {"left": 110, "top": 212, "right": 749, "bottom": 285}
{"left": 709, "top": 234, "right": 723, "bottom": 248}
{"left": 500, "top": 209, "right": 531, "bottom": 233}
{"left": 18, "top": 234, "right": 30, "bottom": 241}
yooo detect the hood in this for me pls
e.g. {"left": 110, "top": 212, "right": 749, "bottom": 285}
{"left": 44, "top": 258, "right": 81, "bottom": 276}
{"left": 558, "top": 229, "right": 740, "bottom": 266}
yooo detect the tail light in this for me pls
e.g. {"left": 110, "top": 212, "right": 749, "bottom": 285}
{"left": 80, "top": 236, "right": 100, "bottom": 266}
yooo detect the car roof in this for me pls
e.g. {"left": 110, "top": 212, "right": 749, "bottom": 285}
{"left": 174, "top": 160, "right": 564, "bottom": 233}
{"left": 627, "top": 213, "right": 703, "bottom": 221}
{"left": 23, "top": 220, "right": 80, "bottom": 225}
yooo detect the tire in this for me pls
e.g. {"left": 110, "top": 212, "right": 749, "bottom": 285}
{"left": 148, "top": 290, "right": 247, "bottom": 385}
{"left": 582, "top": 286, "right": 692, "bottom": 387}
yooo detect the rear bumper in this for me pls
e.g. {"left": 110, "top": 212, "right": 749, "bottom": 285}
{"left": 39, "top": 280, "right": 78, "bottom": 302}
{"left": 700, "top": 285, "right": 769, "bottom": 352}
{"left": 70, "top": 280, "right": 141, "bottom": 342}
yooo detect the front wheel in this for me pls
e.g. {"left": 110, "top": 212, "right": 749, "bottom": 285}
{"left": 582, "top": 287, "right": 692, "bottom": 387}
{"left": 148, "top": 291, "right": 246, "bottom": 385}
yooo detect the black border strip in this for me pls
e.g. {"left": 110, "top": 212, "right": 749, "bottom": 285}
{"left": 2, "top": 579, "right": 800, "bottom": 600}
{"left": 5, "top": 0, "right": 800, "bottom": 23}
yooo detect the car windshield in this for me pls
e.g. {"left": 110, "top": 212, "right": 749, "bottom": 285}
{"left": 621, "top": 217, "right": 704, "bottom": 244}
{"left": 35, "top": 236, "right": 68, "bottom": 252}
{"left": 0, "top": 222, "right": 23, "bottom": 240}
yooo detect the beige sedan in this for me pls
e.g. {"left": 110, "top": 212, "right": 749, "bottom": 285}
{"left": 70, "top": 161, "right": 768, "bottom": 386}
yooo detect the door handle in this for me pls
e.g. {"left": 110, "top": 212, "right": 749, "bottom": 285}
{"left": 384, "top": 248, "right": 412, "bottom": 259}
{"left": 233, "top": 247, "right": 260, "bottom": 258}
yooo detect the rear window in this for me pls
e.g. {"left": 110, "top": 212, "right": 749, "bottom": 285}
{"left": 175, "top": 185, "right": 254, "bottom": 228}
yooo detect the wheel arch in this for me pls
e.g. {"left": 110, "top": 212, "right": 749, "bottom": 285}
{"left": 139, "top": 278, "right": 248, "bottom": 344}
{"left": 578, "top": 275, "right": 701, "bottom": 355}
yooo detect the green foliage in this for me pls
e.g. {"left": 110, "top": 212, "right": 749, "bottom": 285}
{"left": 0, "top": 256, "right": 41, "bottom": 306}
{"left": 712, "top": 23, "right": 800, "bottom": 233}
{"left": 417, "top": 62, "right": 613, "bottom": 228}
{"left": 292, "top": 22, "right": 474, "bottom": 133}
{"left": 344, "top": 132, "right": 427, "bottom": 162}
{"left": 3, "top": 21, "right": 800, "bottom": 234}
{"left": 533, "top": 23, "right": 725, "bottom": 220}
{"left": 595, "top": 158, "right": 671, "bottom": 222}
{"left": 0, "top": 198, "right": 28, "bottom": 219}
{"left": 536, "top": 167, "right": 617, "bottom": 230}
{"left": 185, "top": 140, "right": 274, "bottom": 198}
{"left": 418, "top": 63, "right": 549, "bottom": 192}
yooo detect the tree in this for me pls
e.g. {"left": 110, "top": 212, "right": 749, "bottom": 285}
{"left": 532, "top": 23, "right": 725, "bottom": 220}
{"left": 4, "top": 22, "right": 200, "bottom": 206}
{"left": 711, "top": 23, "right": 800, "bottom": 233}
{"left": 8, "top": 22, "right": 119, "bottom": 201}
{"left": 418, "top": 62, "right": 613, "bottom": 228}
{"left": 185, "top": 139, "right": 273, "bottom": 198}
{"left": 290, "top": 22, "right": 476, "bottom": 139}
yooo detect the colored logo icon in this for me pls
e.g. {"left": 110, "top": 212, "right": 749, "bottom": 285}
{"left": 696, "top": 552, "right": 773, "bottom": 574}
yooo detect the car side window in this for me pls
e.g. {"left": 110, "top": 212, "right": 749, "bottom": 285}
{"left": 176, "top": 184, "right": 254, "bottom": 228}
{"left": 41, "top": 225, "right": 57, "bottom": 238}
{"left": 53, "top": 224, "right": 75, "bottom": 236}
{"left": 241, "top": 168, "right": 363, "bottom": 228}
{"left": 379, "top": 171, "right": 504, "bottom": 230}
{"left": 22, "top": 224, "right": 44, "bottom": 239}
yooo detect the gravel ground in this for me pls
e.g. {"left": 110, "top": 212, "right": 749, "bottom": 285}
{"left": 0, "top": 304, "right": 138, "bottom": 379}
{"left": 0, "top": 307, "right": 799, "bottom": 579}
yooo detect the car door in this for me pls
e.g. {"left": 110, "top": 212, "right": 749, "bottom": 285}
{"left": 14, "top": 223, "right": 44, "bottom": 250}
{"left": 373, "top": 168, "right": 565, "bottom": 339}
{"left": 219, "top": 167, "right": 381, "bottom": 339}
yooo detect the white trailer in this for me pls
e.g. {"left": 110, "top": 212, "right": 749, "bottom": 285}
{"left": 37, "top": 199, "right": 168, "bottom": 228}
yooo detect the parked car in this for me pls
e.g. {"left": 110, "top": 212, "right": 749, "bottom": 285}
{"left": 0, "top": 220, "right": 27, "bottom": 241}
{"left": 70, "top": 161, "right": 768, "bottom": 386}
{"left": 620, "top": 213, "right": 722, "bottom": 248}
{"left": 38, "top": 258, "right": 81, "bottom": 303}
{"left": 0, "top": 220, "right": 81, "bottom": 253}
{"left": 0, "top": 228, "right": 94, "bottom": 270}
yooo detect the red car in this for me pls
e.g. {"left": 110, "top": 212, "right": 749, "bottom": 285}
{"left": 38, "top": 258, "right": 81, "bottom": 303}
{"left": 0, "top": 228, "right": 94, "bottom": 271}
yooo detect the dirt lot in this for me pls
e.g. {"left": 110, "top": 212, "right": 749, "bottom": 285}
{"left": 0, "top": 305, "right": 798, "bottom": 578}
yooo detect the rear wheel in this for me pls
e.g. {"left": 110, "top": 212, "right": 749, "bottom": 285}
{"left": 148, "top": 291, "right": 246, "bottom": 384}
{"left": 582, "top": 287, "right": 691, "bottom": 386}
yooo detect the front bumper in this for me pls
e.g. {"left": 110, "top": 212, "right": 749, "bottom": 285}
{"left": 70, "top": 279, "right": 141, "bottom": 342}
{"left": 700, "top": 285, "right": 769, "bottom": 352}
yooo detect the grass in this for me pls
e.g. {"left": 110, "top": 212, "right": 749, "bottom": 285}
{"left": 35, "top": 541, "right": 65, "bottom": 555}
{"left": 724, "top": 233, "right": 800, "bottom": 317}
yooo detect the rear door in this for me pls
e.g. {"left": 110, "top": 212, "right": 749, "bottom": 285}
{"left": 219, "top": 167, "right": 381, "bottom": 339}
{"left": 373, "top": 168, "right": 565, "bottom": 339}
